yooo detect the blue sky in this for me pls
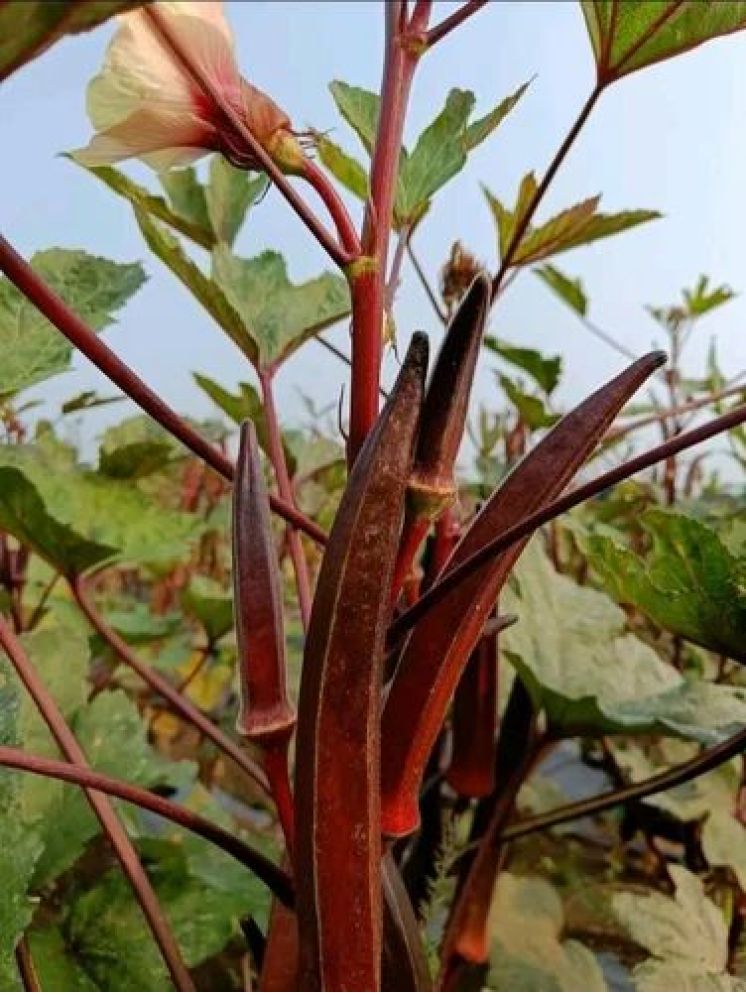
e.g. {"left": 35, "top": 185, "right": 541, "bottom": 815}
{"left": 3, "top": 1, "right": 746, "bottom": 452}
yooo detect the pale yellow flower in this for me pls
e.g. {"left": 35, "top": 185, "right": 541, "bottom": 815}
{"left": 74, "top": 1, "right": 291, "bottom": 172}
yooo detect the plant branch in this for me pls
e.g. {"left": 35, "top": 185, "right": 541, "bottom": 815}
{"left": 406, "top": 238, "right": 447, "bottom": 324}
{"left": 14, "top": 937, "right": 40, "bottom": 993}
{"left": 606, "top": 380, "right": 746, "bottom": 444}
{"left": 70, "top": 575, "right": 271, "bottom": 795}
{"left": 259, "top": 368, "right": 313, "bottom": 631}
{"left": 502, "top": 723, "right": 746, "bottom": 842}
{"left": 0, "top": 615, "right": 194, "bottom": 992}
{"left": 144, "top": 6, "right": 353, "bottom": 269}
{"left": 0, "top": 234, "right": 327, "bottom": 547}
{"left": 302, "top": 159, "right": 362, "bottom": 256}
{"left": 491, "top": 84, "right": 604, "bottom": 299}
{"left": 0, "top": 746, "right": 294, "bottom": 905}
{"left": 348, "top": 1, "right": 425, "bottom": 461}
{"left": 425, "top": 0, "right": 489, "bottom": 47}
{"left": 25, "top": 569, "right": 60, "bottom": 631}
{"left": 390, "top": 399, "right": 746, "bottom": 641}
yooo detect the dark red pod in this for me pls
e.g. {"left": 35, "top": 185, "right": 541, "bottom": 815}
{"left": 381, "top": 351, "right": 667, "bottom": 838}
{"left": 446, "top": 622, "right": 500, "bottom": 799}
{"left": 233, "top": 420, "right": 295, "bottom": 744}
{"left": 294, "top": 333, "right": 429, "bottom": 991}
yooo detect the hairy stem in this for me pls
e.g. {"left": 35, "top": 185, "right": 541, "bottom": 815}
{"left": 70, "top": 575, "right": 270, "bottom": 794}
{"left": 0, "top": 234, "right": 326, "bottom": 546}
{"left": 0, "top": 746, "right": 293, "bottom": 905}
{"left": 0, "top": 617, "right": 194, "bottom": 991}
{"left": 259, "top": 368, "right": 313, "bottom": 631}
{"left": 348, "top": 1, "right": 425, "bottom": 461}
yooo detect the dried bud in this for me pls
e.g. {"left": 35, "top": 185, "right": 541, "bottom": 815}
{"left": 440, "top": 242, "right": 484, "bottom": 318}
{"left": 73, "top": 1, "right": 297, "bottom": 174}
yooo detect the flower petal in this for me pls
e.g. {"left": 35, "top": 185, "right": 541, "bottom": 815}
{"left": 72, "top": 105, "right": 215, "bottom": 167}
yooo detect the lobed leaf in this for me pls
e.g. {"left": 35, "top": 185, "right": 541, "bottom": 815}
{"left": 583, "top": 511, "right": 746, "bottom": 664}
{"left": 582, "top": 1, "right": 746, "bottom": 83}
{"left": 0, "top": 248, "right": 145, "bottom": 395}
{"left": 211, "top": 246, "right": 350, "bottom": 370}
{"left": 485, "top": 336, "right": 562, "bottom": 395}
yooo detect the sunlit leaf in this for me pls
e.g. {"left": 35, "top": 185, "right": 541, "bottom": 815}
{"left": 535, "top": 264, "right": 588, "bottom": 316}
{"left": 0, "top": 248, "right": 145, "bottom": 395}
{"left": 205, "top": 158, "right": 267, "bottom": 247}
{"left": 316, "top": 135, "right": 370, "bottom": 201}
{"left": 488, "top": 873, "right": 606, "bottom": 991}
{"left": 582, "top": 1, "right": 746, "bottom": 83}
{"left": 583, "top": 511, "right": 746, "bottom": 664}
{"left": 486, "top": 337, "right": 562, "bottom": 394}
{"left": 486, "top": 184, "right": 659, "bottom": 266}
{"left": 613, "top": 866, "right": 743, "bottom": 991}
{"left": 498, "top": 374, "right": 559, "bottom": 429}
{"left": 211, "top": 246, "right": 350, "bottom": 369}
{"left": 132, "top": 207, "right": 257, "bottom": 361}
{"left": 502, "top": 542, "right": 746, "bottom": 742}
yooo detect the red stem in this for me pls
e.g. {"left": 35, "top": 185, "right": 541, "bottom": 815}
{"left": 302, "top": 159, "right": 362, "bottom": 256}
{"left": 14, "top": 937, "right": 41, "bottom": 993}
{"left": 259, "top": 368, "right": 313, "bottom": 631}
{"left": 425, "top": 0, "right": 489, "bottom": 47}
{"left": 390, "top": 399, "right": 746, "bottom": 643}
{"left": 264, "top": 742, "right": 295, "bottom": 858}
{"left": 0, "top": 616, "right": 194, "bottom": 992}
{"left": 0, "top": 746, "right": 293, "bottom": 905}
{"left": 348, "top": 1, "right": 425, "bottom": 462}
{"left": 0, "top": 234, "right": 327, "bottom": 546}
{"left": 70, "top": 575, "right": 271, "bottom": 794}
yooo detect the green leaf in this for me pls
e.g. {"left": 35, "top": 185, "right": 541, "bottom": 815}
{"left": 327, "top": 80, "right": 528, "bottom": 226}
{"left": 0, "top": 653, "right": 42, "bottom": 990}
{"left": 159, "top": 168, "right": 211, "bottom": 239}
{"left": 28, "top": 926, "right": 99, "bottom": 992}
{"left": 211, "top": 246, "right": 350, "bottom": 368}
{"left": 0, "top": 1, "right": 146, "bottom": 83}
{"left": 68, "top": 833, "right": 268, "bottom": 989}
{"left": 98, "top": 415, "right": 178, "bottom": 480}
{"left": 0, "top": 466, "right": 117, "bottom": 575}
{"left": 132, "top": 206, "right": 257, "bottom": 362}
{"left": 181, "top": 577, "right": 233, "bottom": 644}
{"left": 61, "top": 390, "right": 123, "bottom": 415}
{"left": 501, "top": 541, "right": 746, "bottom": 742}
{"left": 485, "top": 184, "right": 659, "bottom": 267}
{"left": 0, "top": 447, "right": 202, "bottom": 571}
{"left": 74, "top": 162, "right": 215, "bottom": 248}
{"left": 0, "top": 248, "right": 146, "bottom": 395}
{"left": 328, "top": 81, "right": 380, "bottom": 153}
{"left": 535, "top": 264, "right": 588, "bottom": 316}
{"left": 316, "top": 135, "right": 370, "bottom": 201}
{"left": 205, "top": 158, "right": 268, "bottom": 247}
{"left": 486, "top": 337, "right": 562, "bottom": 394}
{"left": 583, "top": 511, "right": 746, "bottom": 664}
{"left": 192, "top": 372, "right": 297, "bottom": 473}
{"left": 613, "top": 865, "right": 744, "bottom": 991}
{"left": 395, "top": 89, "right": 476, "bottom": 225}
{"left": 498, "top": 374, "right": 559, "bottom": 429}
{"left": 582, "top": 1, "right": 746, "bottom": 83}
{"left": 462, "top": 80, "right": 531, "bottom": 152}
{"left": 487, "top": 873, "right": 606, "bottom": 991}
{"left": 34, "top": 689, "right": 193, "bottom": 887}
{"left": 684, "top": 275, "right": 736, "bottom": 317}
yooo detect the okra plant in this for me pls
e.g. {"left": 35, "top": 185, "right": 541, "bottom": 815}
{"left": 2, "top": 1, "right": 746, "bottom": 991}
